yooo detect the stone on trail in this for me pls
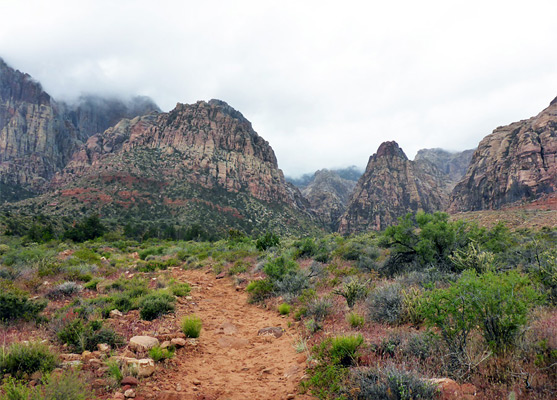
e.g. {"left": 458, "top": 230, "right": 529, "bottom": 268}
{"left": 257, "top": 327, "right": 285, "bottom": 338}
{"left": 129, "top": 336, "right": 160, "bottom": 352}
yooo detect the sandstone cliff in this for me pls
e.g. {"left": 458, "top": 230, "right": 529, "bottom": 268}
{"left": 449, "top": 97, "right": 557, "bottom": 211}
{"left": 301, "top": 169, "right": 357, "bottom": 229}
{"left": 338, "top": 141, "right": 448, "bottom": 233}
{"left": 40, "top": 100, "right": 318, "bottom": 235}
{"left": 0, "top": 58, "right": 159, "bottom": 200}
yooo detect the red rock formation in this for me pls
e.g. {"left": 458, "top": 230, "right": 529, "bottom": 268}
{"left": 449, "top": 97, "right": 557, "bottom": 211}
{"left": 338, "top": 141, "right": 448, "bottom": 233}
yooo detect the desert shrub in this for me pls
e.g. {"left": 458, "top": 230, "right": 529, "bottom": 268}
{"left": 148, "top": 345, "right": 175, "bottom": 362}
{"left": 273, "top": 270, "right": 310, "bottom": 300}
{"left": 139, "top": 292, "right": 175, "bottom": 321}
{"left": 333, "top": 277, "right": 371, "bottom": 309}
{"left": 181, "top": 314, "right": 202, "bottom": 338}
{"left": 346, "top": 311, "right": 365, "bottom": 328}
{"left": 400, "top": 286, "right": 425, "bottom": 325}
{"left": 46, "top": 281, "right": 83, "bottom": 299}
{"left": 449, "top": 241, "right": 496, "bottom": 273}
{"left": 246, "top": 279, "right": 274, "bottom": 303}
{"left": 40, "top": 369, "right": 91, "bottom": 400}
{"left": 0, "top": 370, "right": 91, "bottom": 400}
{"left": 306, "top": 298, "right": 332, "bottom": 322}
{"left": 401, "top": 331, "right": 438, "bottom": 361}
{"left": 420, "top": 269, "right": 541, "bottom": 373}
{"left": 324, "top": 334, "right": 364, "bottom": 366}
{"left": 278, "top": 303, "right": 291, "bottom": 315}
{"left": 63, "top": 215, "right": 106, "bottom": 242}
{"left": 138, "top": 246, "right": 164, "bottom": 260}
{"left": 293, "top": 238, "right": 318, "bottom": 259}
{"left": 0, "top": 342, "right": 58, "bottom": 378}
{"left": 83, "top": 278, "right": 102, "bottom": 291}
{"left": 56, "top": 317, "right": 123, "bottom": 352}
{"left": 170, "top": 282, "right": 191, "bottom": 297}
{"left": 367, "top": 283, "right": 404, "bottom": 325}
{"left": 301, "top": 334, "right": 364, "bottom": 398}
{"left": 255, "top": 232, "right": 280, "bottom": 251}
{"left": 0, "top": 291, "right": 46, "bottom": 322}
{"left": 106, "top": 359, "right": 124, "bottom": 384}
{"left": 349, "top": 365, "right": 438, "bottom": 400}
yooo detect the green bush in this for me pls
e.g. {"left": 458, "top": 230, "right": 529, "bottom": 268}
{"left": 0, "top": 292, "right": 46, "bottom": 322}
{"left": 170, "top": 282, "right": 191, "bottom": 297}
{"left": 255, "top": 232, "right": 280, "bottom": 251}
{"left": 40, "top": 369, "right": 91, "bottom": 400}
{"left": 0, "top": 342, "right": 58, "bottom": 378}
{"left": 278, "top": 303, "right": 291, "bottom": 315}
{"left": 56, "top": 317, "right": 123, "bottom": 352}
{"left": 148, "top": 345, "right": 175, "bottom": 362}
{"left": 328, "top": 334, "right": 364, "bottom": 366}
{"left": 139, "top": 293, "right": 176, "bottom": 321}
{"left": 246, "top": 279, "right": 274, "bottom": 303}
{"left": 181, "top": 314, "right": 202, "bottom": 338}
{"left": 349, "top": 365, "right": 438, "bottom": 400}
{"left": 346, "top": 311, "right": 365, "bottom": 328}
{"left": 63, "top": 215, "right": 106, "bottom": 242}
{"left": 420, "top": 269, "right": 541, "bottom": 372}
{"left": 0, "top": 370, "right": 91, "bottom": 400}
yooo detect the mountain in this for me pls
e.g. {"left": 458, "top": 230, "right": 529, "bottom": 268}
{"left": 10, "top": 100, "right": 319, "bottom": 235}
{"left": 286, "top": 166, "right": 362, "bottom": 188}
{"left": 338, "top": 141, "right": 448, "bottom": 233}
{"left": 449, "top": 97, "right": 557, "bottom": 212}
{"left": 414, "top": 148, "right": 474, "bottom": 183}
{"left": 0, "top": 58, "right": 159, "bottom": 202}
{"left": 300, "top": 169, "right": 357, "bottom": 229}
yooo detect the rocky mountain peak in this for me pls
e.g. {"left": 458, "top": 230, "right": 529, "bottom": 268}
{"left": 376, "top": 140, "right": 407, "bottom": 159}
{"left": 338, "top": 142, "right": 448, "bottom": 233}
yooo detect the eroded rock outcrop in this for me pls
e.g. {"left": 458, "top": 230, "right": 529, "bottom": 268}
{"left": 301, "top": 169, "right": 357, "bottom": 229}
{"left": 449, "top": 97, "right": 557, "bottom": 211}
{"left": 0, "top": 58, "right": 159, "bottom": 201}
{"left": 414, "top": 148, "right": 474, "bottom": 184}
{"left": 338, "top": 141, "right": 448, "bottom": 233}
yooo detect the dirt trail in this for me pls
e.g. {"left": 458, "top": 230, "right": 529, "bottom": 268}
{"left": 150, "top": 268, "right": 313, "bottom": 400}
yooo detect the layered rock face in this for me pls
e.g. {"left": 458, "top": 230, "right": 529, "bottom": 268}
{"left": 301, "top": 169, "right": 357, "bottom": 229}
{"left": 414, "top": 148, "right": 474, "bottom": 183}
{"left": 338, "top": 141, "right": 448, "bottom": 233}
{"left": 44, "top": 100, "right": 317, "bottom": 234}
{"left": 449, "top": 98, "right": 557, "bottom": 211}
{"left": 0, "top": 58, "right": 159, "bottom": 199}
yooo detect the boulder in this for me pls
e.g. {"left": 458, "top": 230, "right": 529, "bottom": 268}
{"left": 129, "top": 336, "right": 160, "bottom": 352}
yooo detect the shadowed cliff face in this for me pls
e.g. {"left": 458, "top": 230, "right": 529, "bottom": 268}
{"left": 414, "top": 148, "right": 474, "bottom": 184}
{"left": 338, "top": 141, "right": 448, "bottom": 233}
{"left": 449, "top": 97, "right": 557, "bottom": 212}
{"left": 0, "top": 58, "right": 159, "bottom": 200}
{"left": 301, "top": 169, "right": 357, "bottom": 230}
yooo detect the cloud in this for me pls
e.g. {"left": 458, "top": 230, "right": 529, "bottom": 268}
{"left": 1, "top": 0, "right": 556, "bottom": 176}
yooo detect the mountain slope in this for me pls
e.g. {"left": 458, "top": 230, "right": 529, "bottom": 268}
{"left": 338, "top": 141, "right": 448, "bottom": 233}
{"left": 0, "top": 58, "right": 159, "bottom": 201}
{"left": 12, "top": 100, "right": 319, "bottom": 235}
{"left": 449, "top": 97, "right": 557, "bottom": 211}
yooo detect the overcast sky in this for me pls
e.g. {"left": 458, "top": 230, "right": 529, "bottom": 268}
{"left": 1, "top": 0, "right": 556, "bottom": 177}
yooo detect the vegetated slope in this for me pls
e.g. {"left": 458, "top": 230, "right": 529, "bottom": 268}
{"left": 0, "top": 57, "right": 159, "bottom": 202}
{"left": 301, "top": 169, "right": 357, "bottom": 230}
{"left": 8, "top": 100, "right": 319, "bottom": 236}
{"left": 338, "top": 141, "right": 448, "bottom": 233}
{"left": 449, "top": 96, "right": 557, "bottom": 212}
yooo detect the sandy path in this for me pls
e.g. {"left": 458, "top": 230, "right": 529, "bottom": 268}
{"left": 151, "top": 268, "right": 313, "bottom": 400}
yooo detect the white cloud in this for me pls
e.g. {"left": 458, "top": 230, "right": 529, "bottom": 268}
{"left": 1, "top": 0, "right": 556, "bottom": 176}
